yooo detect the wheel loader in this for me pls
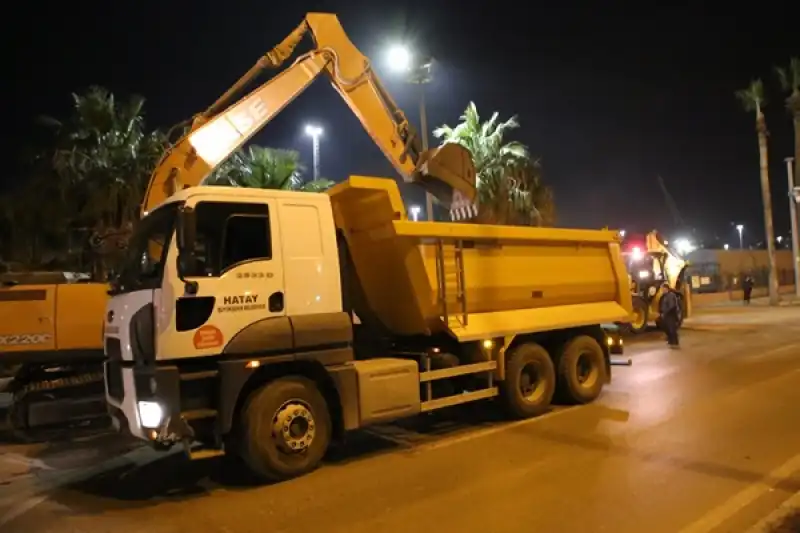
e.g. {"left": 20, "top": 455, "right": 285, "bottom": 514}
{"left": 620, "top": 231, "right": 691, "bottom": 334}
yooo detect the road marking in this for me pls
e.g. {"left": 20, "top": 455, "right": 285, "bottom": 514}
{"left": 676, "top": 451, "right": 800, "bottom": 533}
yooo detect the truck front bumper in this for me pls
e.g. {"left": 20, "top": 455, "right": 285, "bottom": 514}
{"left": 105, "top": 361, "right": 191, "bottom": 446}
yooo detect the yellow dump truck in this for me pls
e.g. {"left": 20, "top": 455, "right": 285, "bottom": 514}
{"left": 104, "top": 177, "right": 633, "bottom": 481}
{"left": 0, "top": 271, "right": 109, "bottom": 435}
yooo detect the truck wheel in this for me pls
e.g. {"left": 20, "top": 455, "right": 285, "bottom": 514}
{"left": 239, "top": 376, "right": 331, "bottom": 482}
{"left": 556, "top": 335, "right": 606, "bottom": 404}
{"left": 627, "top": 296, "right": 649, "bottom": 334}
{"left": 500, "top": 343, "right": 556, "bottom": 419}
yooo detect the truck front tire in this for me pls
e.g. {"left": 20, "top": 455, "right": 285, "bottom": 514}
{"left": 239, "top": 376, "right": 331, "bottom": 482}
{"left": 500, "top": 343, "right": 556, "bottom": 419}
{"left": 556, "top": 335, "right": 605, "bottom": 404}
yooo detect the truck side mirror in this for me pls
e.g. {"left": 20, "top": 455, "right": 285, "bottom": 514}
{"left": 176, "top": 205, "right": 199, "bottom": 295}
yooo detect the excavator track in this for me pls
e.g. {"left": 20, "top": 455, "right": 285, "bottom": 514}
{"left": 4, "top": 369, "right": 109, "bottom": 443}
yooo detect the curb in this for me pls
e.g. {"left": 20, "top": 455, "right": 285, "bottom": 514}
{"left": 743, "top": 491, "right": 800, "bottom": 532}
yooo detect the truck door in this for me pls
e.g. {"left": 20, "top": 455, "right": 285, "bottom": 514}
{"left": 159, "top": 199, "right": 285, "bottom": 358}
{"left": 0, "top": 281, "right": 57, "bottom": 353}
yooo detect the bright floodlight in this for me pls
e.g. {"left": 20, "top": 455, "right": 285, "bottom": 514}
{"left": 674, "top": 238, "right": 695, "bottom": 256}
{"left": 387, "top": 45, "right": 411, "bottom": 72}
{"left": 305, "top": 124, "right": 323, "bottom": 137}
{"left": 409, "top": 205, "right": 421, "bottom": 221}
{"left": 724, "top": 243, "right": 729, "bottom": 250}
{"left": 736, "top": 224, "right": 744, "bottom": 232}
{"left": 619, "top": 229, "right": 626, "bottom": 238}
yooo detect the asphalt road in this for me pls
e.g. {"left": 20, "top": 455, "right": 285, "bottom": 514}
{"left": 2, "top": 306, "right": 800, "bottom": 533}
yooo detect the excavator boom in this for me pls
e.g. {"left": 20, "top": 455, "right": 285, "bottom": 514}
{"left": 141, "top": 13, "right": 477, "bottom": 217}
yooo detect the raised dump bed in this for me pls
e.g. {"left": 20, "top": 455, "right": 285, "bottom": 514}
{"left": 328, "top": 176, "right": 632, "bottom": 340}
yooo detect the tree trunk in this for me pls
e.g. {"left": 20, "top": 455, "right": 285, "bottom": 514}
{"left": 756, "top": 113, "right": 780, "bottom": 305}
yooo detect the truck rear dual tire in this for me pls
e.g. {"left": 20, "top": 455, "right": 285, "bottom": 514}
{"left": 555, "top": 335, "right": 606, "bottom": 404}
{"left": 500, "top": 343, "right": 556, "bottom": 419}
{"left": 239, "top": 376, "right": 332, "bottom": 482}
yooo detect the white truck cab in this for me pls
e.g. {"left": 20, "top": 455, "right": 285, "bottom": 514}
{"left": 104, "top": 186, "right": 347, "bottom": 443}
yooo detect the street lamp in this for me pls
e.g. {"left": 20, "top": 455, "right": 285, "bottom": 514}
{"left": 619, "top": 229, "right": 626, "bottom": 238}
{"left": 409, "top": 205, "right": 421, "bottom": 222}
{"left": 724, "top": 243, "right": 730, "bottom": 250}
{"left": 736, "top": 224, "right": 744, "bottom": 249}
{"left": 387, "top": 44, "right": 435, "bottom": 221}
{"left": 304, "top": 124, "right": 323, "bottom": 180}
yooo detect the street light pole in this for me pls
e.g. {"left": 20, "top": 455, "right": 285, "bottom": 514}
{"left": 736, "top": 224, "right": 744, "bottom": 249}
{"left": 410, "top": 60, "right": 434, "bottom": 221}
{"left": 387, "top": 45, "right": 435, "bottom": 221}
{"left": 786, "top": 157, "right": 800, "bottom": 297}
{"left": 304, "top": 125, "right": 323, "bottom": 180}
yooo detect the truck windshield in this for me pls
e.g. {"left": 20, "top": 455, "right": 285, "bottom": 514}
{"left": 112, "top": 202, "right": 181, "bottom": 295}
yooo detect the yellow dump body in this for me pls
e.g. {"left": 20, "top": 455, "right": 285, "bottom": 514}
{"left": 329, "top": 177, "right": 633, "bottom": 341}
{"left": 0, "top": 274, "right": 108, "bottom": 363}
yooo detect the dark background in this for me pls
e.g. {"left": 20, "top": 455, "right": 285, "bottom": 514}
{"left": 7, "top": 2, "right": 798, "bottom": 246}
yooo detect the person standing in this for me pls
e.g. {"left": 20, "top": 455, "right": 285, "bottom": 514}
{"left": 659, "top": 282, "right": 681, "bottom": 349}
{"left": 742, "top": 275, "right": 754, "bottom": 304}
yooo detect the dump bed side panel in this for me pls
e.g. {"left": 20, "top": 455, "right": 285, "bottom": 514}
{"left": 328, "top": 176, "right": 632, "bottom": 338}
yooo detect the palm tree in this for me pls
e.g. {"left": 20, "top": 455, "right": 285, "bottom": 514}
{"left": 34, "top": 86, "right": 166, "bottom": 273}
{"left": 433, "top": 102, "right": 552, "bottom": 225}
{"left": 776, "top": 57, "right": 800, "bottom": 202}
{"left": 207, "top": 146, "right": 334, "bottom": 192}
{"left": 41, "top": 86, "right": 167, "bottom": 229}
{"left": 736, "top": 79, "right": 779, "bottom": 305}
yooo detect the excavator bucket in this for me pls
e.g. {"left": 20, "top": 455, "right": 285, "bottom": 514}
{"left": 411, "top": 143, "right": 478, "bottom": 211}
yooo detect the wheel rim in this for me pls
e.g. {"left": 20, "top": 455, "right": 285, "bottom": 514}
{"left": 272, "top": 400, "right": 316, "bottom": 454}
{"left": 519, "top": 362, "right": 547, "bottom": 403}
{"left": 576, "top": 352, "right": 599, "bottom": 388}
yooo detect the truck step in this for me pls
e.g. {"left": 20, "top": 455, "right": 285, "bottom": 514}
{"left": 180, "top": 370, "right": 219, "bottom": 381}
{"left": 420, "top": 361, "right": 496, "bottom": 382}
{"left": 421, "top": 387, "right": 498, "bottom": 412}
{"left": 182, "top": 409, "right": 218, "bottom": 421}
{"left": 186, "top": 446, "right": 225, "bottom": 460}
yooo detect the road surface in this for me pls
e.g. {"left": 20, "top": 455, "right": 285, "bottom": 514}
{"left": 2, "top": 306, "right": 800, "bottom": 533}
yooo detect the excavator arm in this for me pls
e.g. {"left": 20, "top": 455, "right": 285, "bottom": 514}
{"left": 141, "top": 12, "right": 477, "bottom": 217}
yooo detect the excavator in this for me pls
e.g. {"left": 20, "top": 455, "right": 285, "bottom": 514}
{"left": 140, "top": 12, "right": 478, "bottom": 220}
{"left": 0, "top": 270, "right": 108, "bottom": 439}
{"left": 619, "top": 231, "right": 692, "bottom": 334}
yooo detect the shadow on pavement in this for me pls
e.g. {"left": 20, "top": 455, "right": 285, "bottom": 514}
{"left": 40, "top": 402, "right": 568, "bottom": 512}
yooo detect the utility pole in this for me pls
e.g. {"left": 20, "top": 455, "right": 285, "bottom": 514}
{"left": 787, "top": 157, "right": 800, "bottom": 296}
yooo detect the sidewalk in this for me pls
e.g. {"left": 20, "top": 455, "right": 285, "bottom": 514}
{"left": 696, "top": 294, "right": 800, "bottom": 309}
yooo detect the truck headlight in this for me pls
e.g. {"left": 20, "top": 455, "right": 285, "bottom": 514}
{"left": 137, "top": 401, "right": 164, "bottom": 428}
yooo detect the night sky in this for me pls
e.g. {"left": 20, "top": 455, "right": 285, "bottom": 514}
{"left": 9, "top": 2, "right": 798, "bottom": 246}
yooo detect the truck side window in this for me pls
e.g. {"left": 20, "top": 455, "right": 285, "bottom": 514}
{"left": 193, "top": 202, "right": 271, "bottom": 277}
